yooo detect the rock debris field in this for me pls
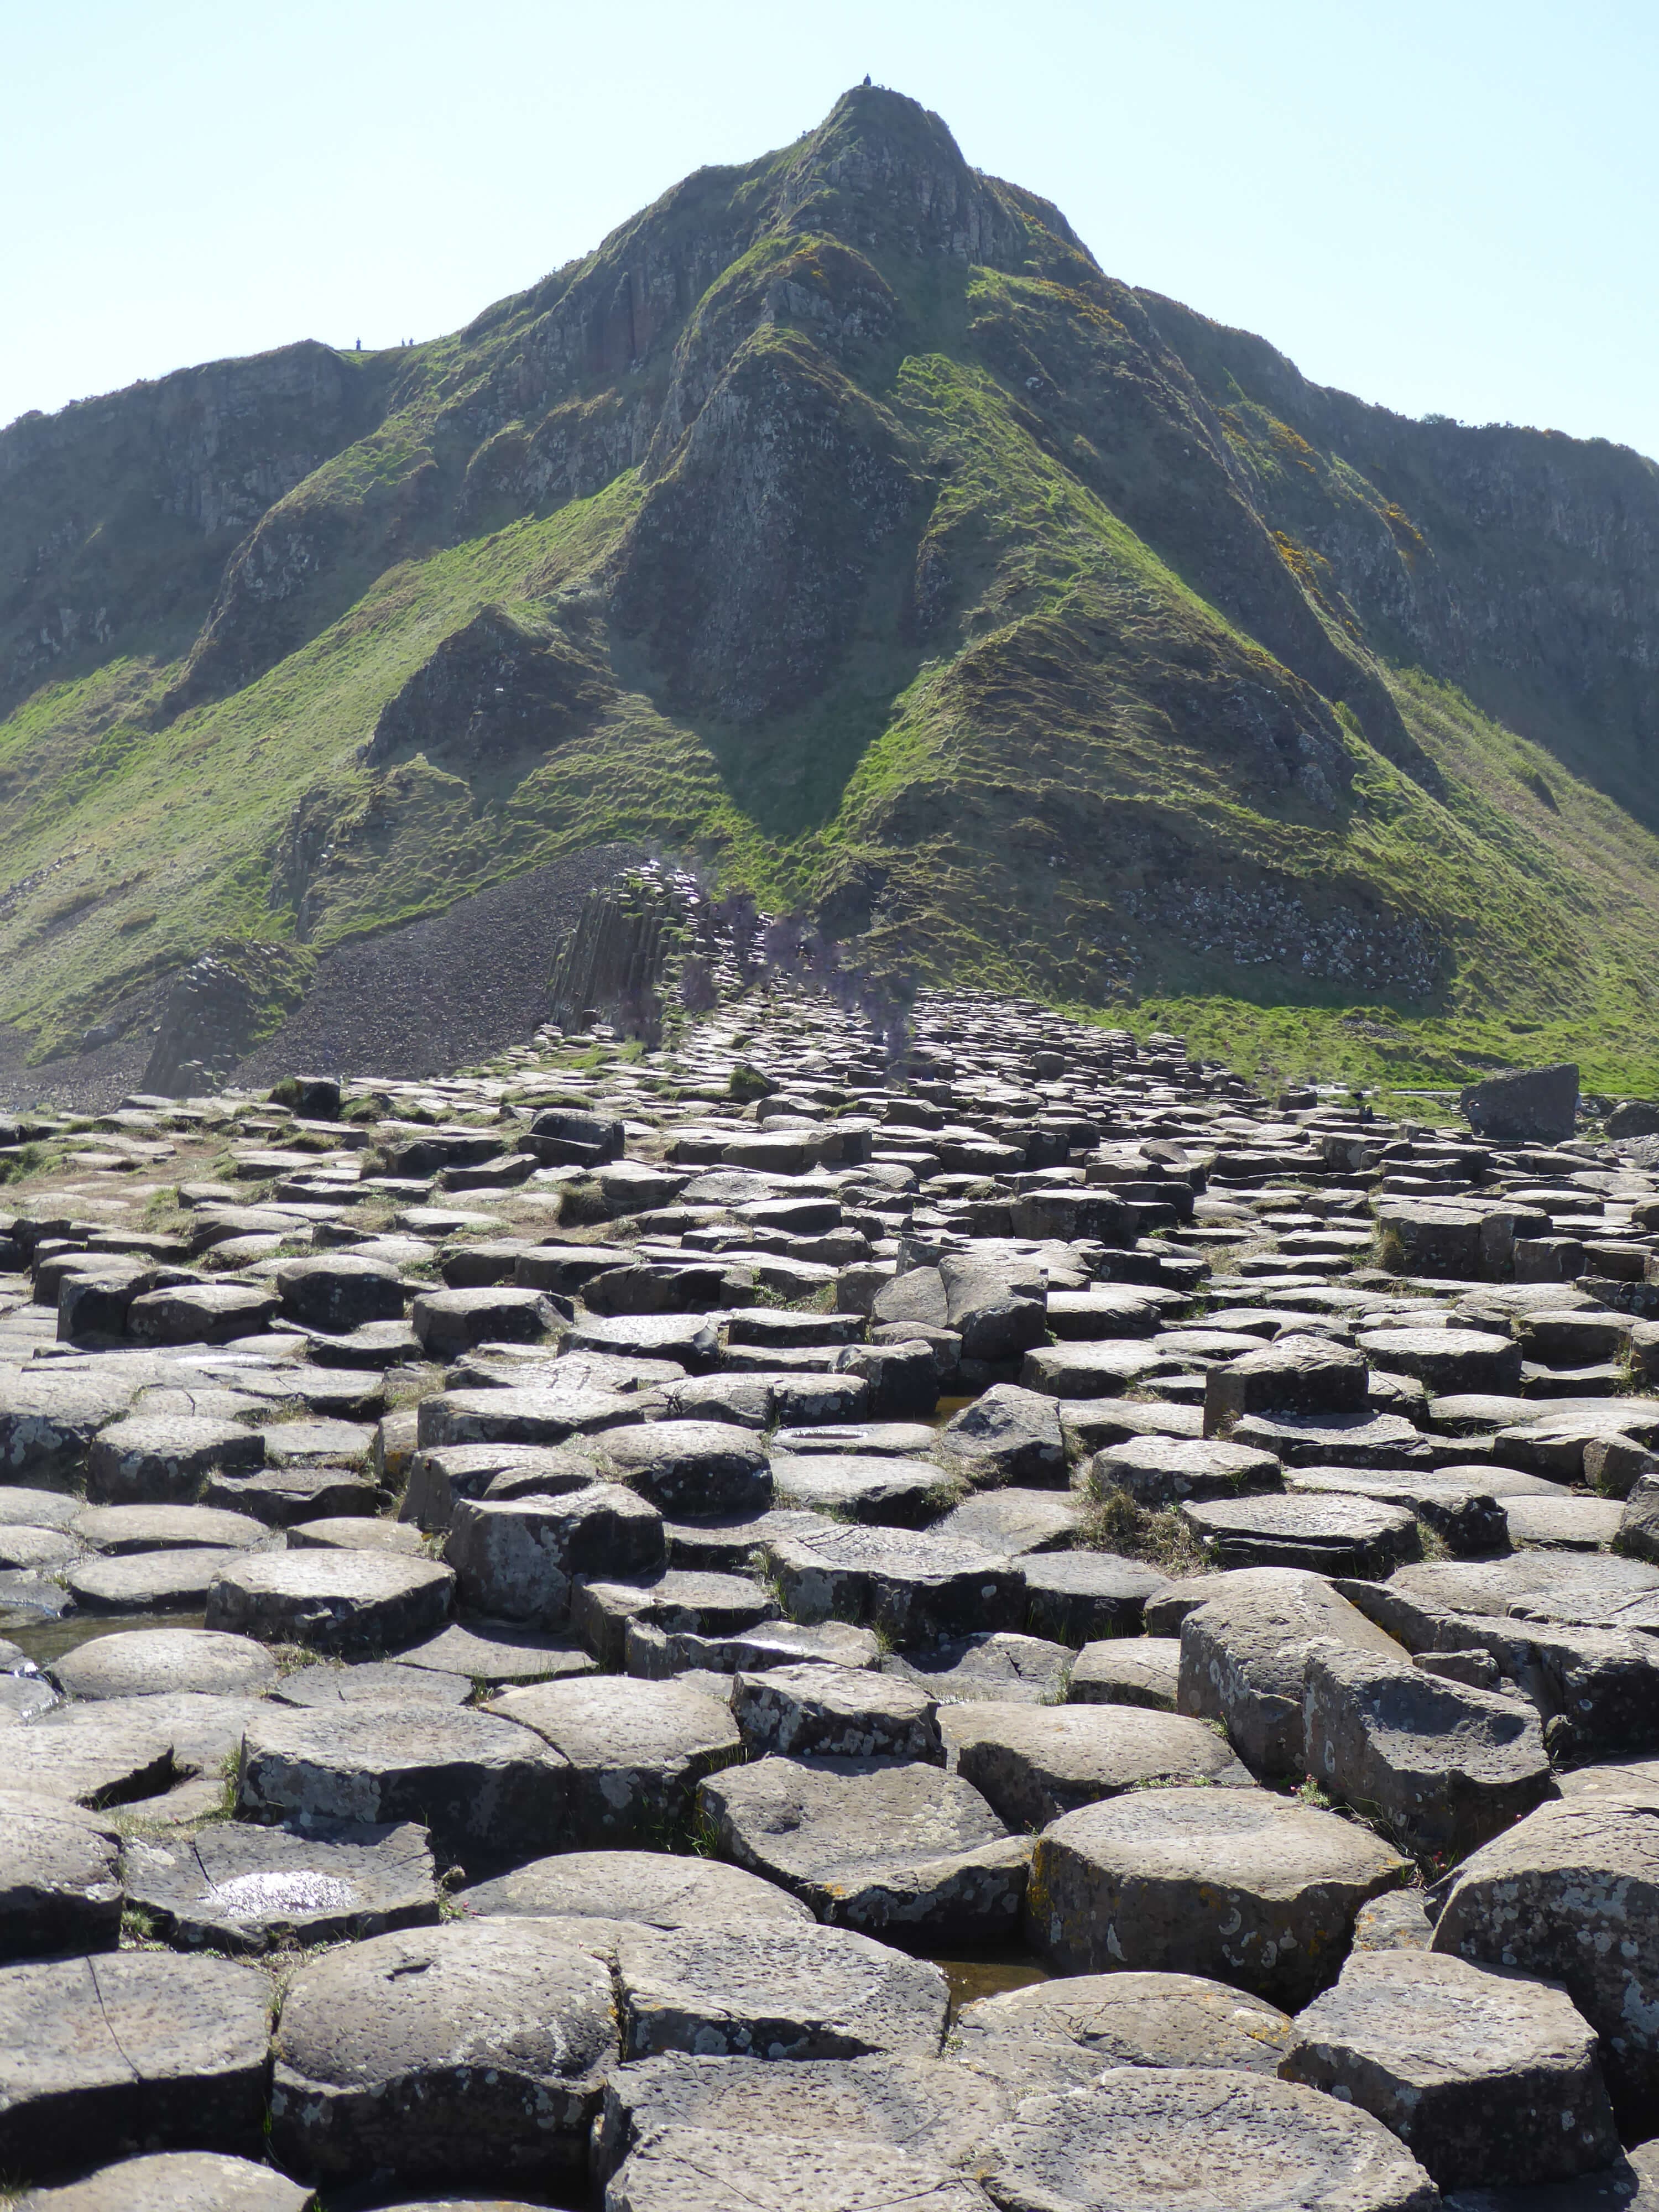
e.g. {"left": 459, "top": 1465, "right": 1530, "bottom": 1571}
{"left": 2, "top": 995, "right": 1659, "bottom": 2210}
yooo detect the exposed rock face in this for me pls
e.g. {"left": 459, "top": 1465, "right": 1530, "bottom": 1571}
{"left": 1458, "top": 1063, "right": 1580, "bottom": 1144}
{"left": 364, "top": 605, "right": 612, "bottom": 769}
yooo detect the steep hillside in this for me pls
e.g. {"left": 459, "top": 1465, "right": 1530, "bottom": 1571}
{"left": 2, "top": 85, "right": 1657, "bottom": 1092}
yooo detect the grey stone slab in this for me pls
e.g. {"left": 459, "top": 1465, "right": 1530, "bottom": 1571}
{"left": 1067, "top": 1636, "right": 1181, "bottom": 1710}
{"left": 1285, "top": 1949, "right": 1619, "bottom": 2190}
{"left": 0, "top": 1371, "right": 153, "bottom": 1485}
{"left": 1432, "top": 1794, "right": 1659, "bottom": 2126}
{"left": 0, "top": 1490, "right": 81, "bottom": 1530}
{"left": 123, "top": 1817, "right": 439, "bottom": 1952}
{"left": 272, "top": 1657, "right": 469, "bottom": 1707}
{"left": 1285, "top": 1467, "right": 1511, "bottom": 1556}
{"left": 1353, "top": 1890, "right": 1436, "bottom": 1950}
{"left": 1020, "top": 1341, "right": 1181, "bottom": 1399}
{"left": 732, "top": 1663, "right": 942, "bottom": 1762}
{"left": 937, "top": 1386, "right": 1067, "bottom": 1487}
{"left": 0, "top": 1952, "right": 272, "bottom": 2176}
{"left": 54, "top": 1628, "right": 273, "bottom": 1708}
{"left": 1089, "top": 1434, "right": 1282, "bottom": 1508}
{"left": 1304, "top": 1644, "right": 1554, "bottom": 1856}
{"left": 71, "top": 1503, "right": 265, "bottom": 1553}
{"left": 14, "top": 2151, "right": 311, "bottom": 2211}
{"left": 237, "top": 1703, "right": 569, "bottom": 1865}
{"left": 608, "top": 2125, "right": 994, "bottom": 2212}
{"left": 283, "top": 1513, "right": 425, "bottom": 1554}
{"left": 1177, "top": 1567, "right": 1408, "bottom": 1778}
{"left": 698, "top": 1755, "right": 1028, "bottom": 1942}
{"left": 941, "top": 1702, "right": 1254, "bottom": 1827}
{"left": 884, "top": 1631, "right": 1074, "bottom": 1707}
{"left": 205, "top": 1550, "right": 453, "bottom": 1652}
{"left": 390, "top": 1617, "right": 598, "bottom": 1686}
{"left": 0, "top": 1525, "right": 79, "bottom": 1573}
{"left": 67, "top": 1547, "right": 242, "bottom": 1613}
{"left": 573, "top": 1568, "right": 778, "bottom": 1669}
{"left": 956, "top": 1970, "right": 1294, "bottom": 2079}
{"left": 771, "top": 1422, "right": 938, "bottom": 1456}
{"left": 1182, "top": 1493, "right": 1420, "bottom": 1577}
{"left": 457, "top": 1846, "right": 812, "bottom": 1933}
{"left": 270, "top": 1920, "right": 616, "bottom": 2190}
{"left": 1020, "top": 1549, "right": 1170, "bottom": 1644}
{"left": 203, "top": 1466, "right": 383, "bottom": 1527}
{"left": 770, "top": 1451, "right": 950, "bottom": 1526}
{"left": 978, "top": 2067, "right": 1438, "bottom": 2212}
{"left": 1360, "top": 1327, "right": 1525, "bottom": 1396}
{"left": 398, "top": 1439, "right": 599, "bottom": 1533}
{"left": 936, "top": 1489, "right": 1084, "bottom": 1556}
{"left": 1390, "top": 1552, "right": 1659, "bottom": 1633}
{"left": 81, "top": 1427, "right": 261, "bottom": 1524}
{"left": 627, "top": 1615, "right": 882, "bottom": 1679}
{"left": 445, "top": 1483, "right": 664, "bottom": 1627}
{"left": 1028, "top": 1785, "right": 1407, "bottom": 2007}
{"left": 0, "top": 1789, "right": 122, "bottom": 1961}
{"left": 769, "top": 1524, "right": 1025, "bottom": 1644}
{"left": 615, "top": 1921, "right": 951, "bottom": 2059}
{"left": 483, "top": 1676, "right": 742, "bottom": 1846}
{"left": 594, "top": 2052, "right": 1008, "bottom": 2184}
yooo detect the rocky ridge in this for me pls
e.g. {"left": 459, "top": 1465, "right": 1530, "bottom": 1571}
{"left": 3, "top": 87, "right": 1659, "bottom": 1089}
{"left": 1, "top": 986, "right": 1658, "bottom": 2203}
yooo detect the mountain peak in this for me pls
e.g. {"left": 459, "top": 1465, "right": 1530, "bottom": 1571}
{"left": 774, "top": 84, "right": 1024, "bottom": 264}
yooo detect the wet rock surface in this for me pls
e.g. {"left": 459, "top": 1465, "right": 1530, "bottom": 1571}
{"left": 0, "top": 987, "right": 1655, "bottom": 2197}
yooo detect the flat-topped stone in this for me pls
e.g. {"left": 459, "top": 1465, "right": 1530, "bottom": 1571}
{"left": 978, "top": 2067, "right": 1438, "bottom": 2212}
{"left": 767, "top": 1524, "right": 1026, "bottom": 1644}
{"left": 956, "top": 1970, "right": 1295, "bottom": 2080}
{"left": 390, "top": 1616, "right": 597, "bottom": 1686}
{"left": 941, "top": 1701, "right": 1254, "bottom": 1828}
{"left": 596, "top": 2055, "right": 1006, "bottom": 2185}
{"left": 607, "top": 2126, "right": 993, "bottom": 2212}
{"left": 1021, "top": 1549, "right": 1171, "bottom": 1644}
{"left": 122, "top": 1818, "right": 439, "bottom": 1952}
{"left": 884, "top": 1631, "right": 1074, "bottom": 1707}
{"left": 1182, "top": 1492, "right": 1420, "bottom": 1577}
{"left": 0, "top": 1951, "right": 272, "bottom": 2175}
{"left": 458, "top": 1847, "right": 812, "bottom": 1932}
{"left": 731, "top": 1663, "right": 942, "bottom": 1762}
{"left": 1029, "top": 1785, "right": 1408, "bottom": 2007}
{"left": 85, "top": 1416, "right": 264, "bottom": 1505}
{"left": 272, "top": 1657, "right": 469, "bottom": 1707}
{"left": 615, "top": 1921, "right": 951, "bottom": 2060}
{"left": 270, "top": 1919, "right": 616, "bottom": 2192}
{"left": 1432, "top": 1794, "right": 1659, "bottom": 2124}
{"left": 236, "top": 1702, "right": 568, "bottom": 1864}
{"left": 770, "top": 1451, "right": 950, "bottom": 1525}
{"left": 66, "top": 1546, "right": 242, "bottom": 1613}
{"left": 483, "top": 1676, "right": 742, "bottom": 1845}
{"left": 1068, "top": 1636, "right": 1181, "bottom": 1710}
{"left": 1304, "top": 1644, "right": 1554, "bottom": 1858}
{"left": 1285, "top": 1948, "right": 1619, "bottom": 2190}
{"left": 698, "top": 1754, "right": 1028, "bottom": 1942}
{"left": 0, "top": 1790, "right": 122, "bottom": 1961}
{"left": 50, "top": 1627, "right": 277, "bottom": 1701}
{"left": 205, "top": 1549, "right": 453, "bottom": 1651}
{"left": 13, "top": 2151, "right": 311, "bottom": 2211}
{"left": 71, "top": 1503, "right": 264, "bottom": 1553}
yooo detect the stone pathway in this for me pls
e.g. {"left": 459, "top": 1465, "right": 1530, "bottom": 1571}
{"left": 1, "top": 989, "right": 1658, "bottom": 2204}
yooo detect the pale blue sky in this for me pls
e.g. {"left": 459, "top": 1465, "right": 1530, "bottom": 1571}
{"left": 5, "top": 0, "right": 1656, "bottom": 456}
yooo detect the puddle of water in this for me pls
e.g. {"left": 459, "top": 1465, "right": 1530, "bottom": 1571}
{"left": 932, "top": 1948, "right": 1052, "bottom": 2022}
{"left": 926, "top": 1396, "right": 977, "bottom": 1431}
{"left": 6, "top": 1609, "right": 205, "bottom": 1669}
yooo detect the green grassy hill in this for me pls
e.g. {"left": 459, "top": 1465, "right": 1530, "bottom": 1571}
{"left": 3, "top": 85, "right": 1658, "bottom": 1091}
